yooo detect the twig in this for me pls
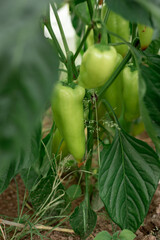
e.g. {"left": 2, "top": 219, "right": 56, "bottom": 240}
{"left": 0, "top": 219, "right": 74, "bottom": 234}
{"left": 0, "top": 224, "right": 6, "bottom": 240}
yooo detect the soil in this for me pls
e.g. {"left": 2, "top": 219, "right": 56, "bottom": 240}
{"left": 0, "top": 110, "right": 160, "bottom": 239}
{"left": 0, "top": 171, "right": 160, "bottom": 239}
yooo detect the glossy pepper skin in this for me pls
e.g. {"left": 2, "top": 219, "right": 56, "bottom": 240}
{"left": 138, "top": 24, "right": 154, "bottom": 50}
{"left": 78, "top": 44, "right": 117, "bottom": 89}
{"left": 122, "top": 66, "right": 140, "bottom": 122}
{"left": 52, "top": 128, "right": 69, "bottom": 159}
{"left": 100, "top": 53, "right": 123, "bottom": 118}
{"left": 104, "top": 7, "right": 130, "bottom": 57}
{"left": 51, "top": 83, "right": 85, "bottom": 162}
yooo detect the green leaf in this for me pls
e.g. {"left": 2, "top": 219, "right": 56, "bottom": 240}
{"left": 144, "top": 38, "right": 160, "bottom": 55}
{"left": 112, "top": 231, "right": 119, "bottom": 239}
{"left": 75, "top": 0, "right": 87, "bottom": 4}
{"left": 91, "top": 190, "right": 104, "bottom": 211}
{"left": 66, "top": 184, "right": 82, "bottom": 201}
{"left": 54, "top": 0, "right": 65, "bottom": 9}
{"left": 99, "top": 129, "right": 160, "bottom": 232}
{"left": 69, "top": 0, "right": 92, "bottom": 36}
{"left": 70, "top": 201, "right": 97, "bottom": 239}
{"left": 119, "top": 229, "right": 136, "bottom": 240}
{"left": 0, "top": 0, "right": 48, "bottom": 52}
{"left": 94, "top": 231, "right": 112, "bottom": 240}
{"left": 0, "top": 0, "right": 58, "bottom": 192}
{"left": 0, "top": 124, "right": 41, "bottom": 193}
{"left": 38, "top": 126, "right": 54, "bottom": 176}
{"left": 21, "top": 125, "right": 54, "bottom": 191}
{"left": 135, "top": 0, "right": 160, "bottom": 28}
{"left": 139, "top": 54, "right": 160, "bottom": 126}
{"left": 70, "top": 6, "right": 85, "bottom": 37}
{"left": 105, "top": 0, "right": 159, "bottom": 28}
{"left": 134, "top": 50, "right": 160, "bottom": 155}
{"left": 75, "top": 2, "right": 91, "bottom": 25}
{"left": 30, "top": 168, "right": 69, "bottom": 216}
{"left": 21, "top": 167, "right": 41, "bottom": 192}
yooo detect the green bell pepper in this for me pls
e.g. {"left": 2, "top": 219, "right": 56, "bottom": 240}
{"left": 122, "top": 65, "right": 140, "bottom": 122}
{"left": 98, "top": 53, "right": 123, "bottom": 118}
{"left": 78, "top": 44, "right": 117, "bottom": 89}
{"left": 51, "top": 83, "right": 85, "bottom": 162}
{"left": 103, "top": 6, "right": 130, "bottom": 57}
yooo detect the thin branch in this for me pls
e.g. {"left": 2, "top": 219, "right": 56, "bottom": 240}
{"left": 51, "top": 3, "right": 70, "bottom": 54}
{"left": 44, "top": 20, "right": 66, "bottom": 64}
{"left": 0, "top": 225, "right": 6, "bottom": 240}
{"left": 87, "top": 0, "right": 93, "bottom": 20}
{"left": 73, "top": 25, "right": 92, "bottom": 61}
{"left": 0, "top": 219, "right": 74, "bottom": 234}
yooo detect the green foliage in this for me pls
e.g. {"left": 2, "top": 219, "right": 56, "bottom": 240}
{"left": 105, "top": 0, "right": 160, "bottom": 28}
{"left": 99, "top": 128, "right": 160, "bottom": 231}
{"left": 74, "top": 2, "right": 91, "bottom": 25}
{"left": 144, "top": 38, "right": 160, "bottom": 55}
{"left": 1, "top": 0, "right": 160, "bottom": 238}
{"left": 70, "top": 201, "right": 97, "bottom": 239}
{"left": 21, "top": 126, "right": 54, "bottom": 190}
{"left": 94, "top": 229, "right": 136, "bottom": 240}
{"left": 30, "top": 168, "right": 69, "bottom": 217}
{"left": 69, "top": 1, "right": 86, "bottom": 37}
{"left": 119, "top": 229, "right": 136, "bottom": 240}
{"left": 0, "top": 124, "right": 41, "bottom": 193}
{"left": 0, "top": 0, "right": 59, "bottom": 192}
{"left": 133, "top": 48, "right": 160, "bottom": 155}
{"left": 94, "top": 231, "right": 112, "bottom": 240}
{"left": 66, "top": 184, "right": 82, "bottom": 200}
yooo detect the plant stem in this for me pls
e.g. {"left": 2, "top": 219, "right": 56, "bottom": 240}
{"left": 44, "top": 9, "right": 78, "bottom": 81}
{"left": 85, "top": 100, "right": 94, "bottom": 206}
{"left": 50, "top": 4, "right": 79, "bottom": 80}
{"left": 73, "top": 25, "right": 92, "bottom": 61}
{"left": 44, "top": 19, "right": 66, "bottom": 65}
{"left": 87, "top": 0, "right": 93, "bottom": 20}
{"left": 67, "top": 51, "right": 73, "bottom": 83}
{"left": 95, "top": 99, "right": 101, "bottom": 166}
{"left": 14, "top": 178, "right": 20, "bottom": 217}
{"left": 132, "top": 23, "right": 137, "bottom": 43}
{"left": 72, "top": 61, "right": 79, "bottom": 79}
{"left": 103, "top": 8, "right": 110, "bottom": 24}
{"left": 98, "top": 50, "right": 132, "bottom": 98}
{"left": 51, "top": 3, "right": 70, "bottom": 54}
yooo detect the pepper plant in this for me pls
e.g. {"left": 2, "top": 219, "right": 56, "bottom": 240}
{"left": 0, "top": 0, "right": 160, "bottom": 239}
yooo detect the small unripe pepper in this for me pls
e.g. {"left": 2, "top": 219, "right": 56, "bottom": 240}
{"left": 138, "top": 24, "right": 154, "bottom": 50}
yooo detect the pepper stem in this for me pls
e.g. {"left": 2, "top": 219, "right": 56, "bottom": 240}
{"left": 73, "top": 25, "right": 92, "bottom": 61}
{"left": 67, "top": 51, "right": 73, "bottom": 84}
{"left": 87, "top": 0, "right": 93, "bottom": 20}
{"left": 43, "top": 10, "right": 66, "bottom": 65}
{"left": 51, "top": 3, "right": 70, "bottom": 54}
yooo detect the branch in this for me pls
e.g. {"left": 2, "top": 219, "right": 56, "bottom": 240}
{"left": 0, "top": 219, "right": 74, "bottom": 234}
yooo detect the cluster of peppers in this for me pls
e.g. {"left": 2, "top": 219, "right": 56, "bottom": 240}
{"left": 51, "top": 5, "right": 154, "bottom": 163}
